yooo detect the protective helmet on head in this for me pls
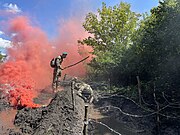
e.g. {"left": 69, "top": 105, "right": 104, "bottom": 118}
{"left": 62, "top": 52, "right": 68, "bottom": 55}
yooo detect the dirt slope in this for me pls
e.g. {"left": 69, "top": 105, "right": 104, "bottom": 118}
{"left": 13, "top": 86, "right": 85, "bottom": 135}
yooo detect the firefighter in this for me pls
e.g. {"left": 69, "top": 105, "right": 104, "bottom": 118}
{"left": 73, "top": 77, "right": 94, "bottom": 104}
{"left": 52, "top": 52, "right": 67, "bottom": 92}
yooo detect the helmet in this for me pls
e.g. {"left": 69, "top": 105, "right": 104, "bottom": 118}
{"left": 62, "top": 52, "right": 68, "bottom": 55}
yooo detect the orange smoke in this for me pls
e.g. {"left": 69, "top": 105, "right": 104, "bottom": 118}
{"left": 0, "top": 16, "right": 92, "bottom": 108}
{"left": 55, "top": 18, "right": 92, "bottom": 77}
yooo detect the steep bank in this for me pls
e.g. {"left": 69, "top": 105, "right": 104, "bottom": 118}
{"left": 12, "top": 86, "right": 85, "bottom": 135}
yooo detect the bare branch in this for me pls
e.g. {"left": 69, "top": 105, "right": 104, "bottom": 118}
{"left": 99, "top": 92, "right": 179, "bottom": 119}
{"left": 101, "top": 94, "right": 155, "bottom": 113}
{"left": 159, "top": 113, "right": 180, "bottom": 119}
{"left": 90, "top": 119, "right": 145, "bottom": 134}
{"left": 141, "top": 96, "right": 156, "bottom": 106}
{"left": 99, "top": 105, "right": 156, "bottom": 118}
{"left": 162, "top": 92, "right": 180, "bottom": 108}
{"left": 98, "top": 103, "right": 170, "bottom": 118}
{"left": 90, "top": 119, "right": 122, "bottom": 135}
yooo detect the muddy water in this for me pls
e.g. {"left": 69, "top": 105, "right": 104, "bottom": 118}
{"left": 89, "top": 106, "right": 139, "bottom": 135}
{"left": 0, "top": 109, "right": 18, "bottom": 134}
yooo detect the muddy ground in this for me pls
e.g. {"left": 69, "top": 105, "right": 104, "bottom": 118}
{"left": 0, "top": 94, "right": 10, "bottom": 111}
{"left": 0, "top": 82, "right": 180, "bottom": 135}
{"left": 89, "top": 92, "right": 180, "bottom": 135}
{"left": 12, "top": 86, "right": 85, "bottom": 135}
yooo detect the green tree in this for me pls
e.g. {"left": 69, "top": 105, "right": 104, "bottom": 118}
{"left": 79, "top": 1, "right": 180, "bottom": 134}
{"left": 133, "top": 0, "right": 180, "bottom": 92}
{"left": 132, "top": 1, "right": 180, "bottom": 133}
{"left": 79, "top": 2, "right": 140, "bottom": 81}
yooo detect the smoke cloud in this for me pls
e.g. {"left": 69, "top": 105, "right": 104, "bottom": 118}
{"left": 0, "top": 16, "right": 91, "bottom": 108}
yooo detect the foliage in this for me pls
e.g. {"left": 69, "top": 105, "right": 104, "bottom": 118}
{"left": 80, "top": 0, "right": 180, "bottom": 99}
{"left": 80, "top": 1, "right": 180, "bottom": 134}
{"left": 132, "top": 0, "right": 180, "bottom": 96}
{"left": 101, "top": 0, "right": 180, "bottom": 92}
{"left": 78, "top": 2, "right": 140, "bottom": 81}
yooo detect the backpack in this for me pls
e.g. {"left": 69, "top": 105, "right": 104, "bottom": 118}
{"left": 50, "top": 58, "right": 56, "bottom": 68}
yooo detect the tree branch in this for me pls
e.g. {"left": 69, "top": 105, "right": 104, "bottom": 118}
{"left": 90, "top": 119, "right": 122, "bottom": 135}
{"left": 98, "top": 105, "right": 156, "bottom": 118}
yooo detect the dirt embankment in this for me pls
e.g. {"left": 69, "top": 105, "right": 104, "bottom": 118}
{"left": 11, "top": 86, "right": 85, "bottom": 135}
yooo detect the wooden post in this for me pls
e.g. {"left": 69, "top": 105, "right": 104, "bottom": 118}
{"left": 108, "top": 78, "right": 112, "bottom": 92}
{"left": 71, "top": 81, "right": 75, "bottom": 111}
{"left": 153, "top": 83, "right": 160, "bottom": 134}
{"left": 83, "top": 104, "right": 89, "bottom": 135}
{"left": 136, "top": 76, "right": 142, "bottom": 105}
{"left": 63, "top": 74, "right": 67, "bottom": 81}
